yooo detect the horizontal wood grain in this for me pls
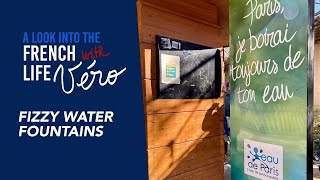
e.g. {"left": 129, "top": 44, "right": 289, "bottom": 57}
{"left": 166, "top": 162, "right": 223, "bottom": 180}
{"left": 146, "top": 110, "right": 224, "bottom": 148}
{"left": 137, "top": 1, "right": 226, "bottom": 179}
{"left": 138, "top": 3, "right": 224, "bottom": 47}
{"left": 140, "top": 0, "right": 219, "bottom": 28}
{"left": 145, "top": 115, "right": 154, "bottom": 148}
{"left": 148, "top": 136, "right": 224, "bottom": 180}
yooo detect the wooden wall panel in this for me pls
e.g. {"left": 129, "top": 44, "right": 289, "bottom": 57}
{"left": 166, "top": 163, "right": 224, "bottom": 180}
{"left": 140, "top": 43, "right": 156, "bottom": 79}
{"left": 145, "top": 115, "right": 154, "bottom": 148}
{"left": 206, "top": 0, "right": 229, "bottom": 46}
{"left": 148, "top": 136, "right": 224, "bottom": 180}
{"left": 140, "top": 0, "right": 219, "bottom": 27}
{"left": 137, "top": 1, "right": 226, "bottom": 179}
{"left": 138, "top": 3, "right": 224, "bottom": 48}
{"left": 146, "top": 110, "right": 224, "bottom": 149}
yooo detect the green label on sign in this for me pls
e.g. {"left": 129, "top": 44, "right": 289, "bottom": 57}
{"left": 166, "top": 64, "right": 177, "bottom": 78}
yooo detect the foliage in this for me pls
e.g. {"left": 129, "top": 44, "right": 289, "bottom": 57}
{"left": 314, "top": 109, "right": 320, "bottom": 153}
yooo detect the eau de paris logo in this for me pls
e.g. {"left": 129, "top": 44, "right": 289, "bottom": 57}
{"left": 244, "top": 139, "right": 283, "bottom": 180}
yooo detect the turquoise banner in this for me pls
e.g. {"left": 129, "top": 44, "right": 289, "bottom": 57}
{"left": 230, "top": 0, "right": 308, "bottom": 179}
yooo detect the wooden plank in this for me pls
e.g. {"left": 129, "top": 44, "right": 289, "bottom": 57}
{"left": 146, "top": 110, "right": 224, "bottom": 148}
{"left": 140, "top": 43, "right": 156, "bottom": 79}
{"left": 145, "top": 115, "right": 154, "bottom": 148}
{"left": 166, "top": 163, "right": 224, "bottom": 180}
{"left": 148, "top": 136, "right": 224, "bottom": 180}
{"left": 138, "top": 2, "right": 226, "bottom": 179}
{"left": 206, "top": 0, "right": 230, "bottom": 46}
{"left": 140, "top": 0, "right": 219, "bottom": 28}
{"left": 142, "top": 79, "right": 225, "bottom": 114}
{"left": 139, "top": 4, "right": 224, "bottom": 47}
{"left": 142, "top": 79, "right": 154, "bottom": 114}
